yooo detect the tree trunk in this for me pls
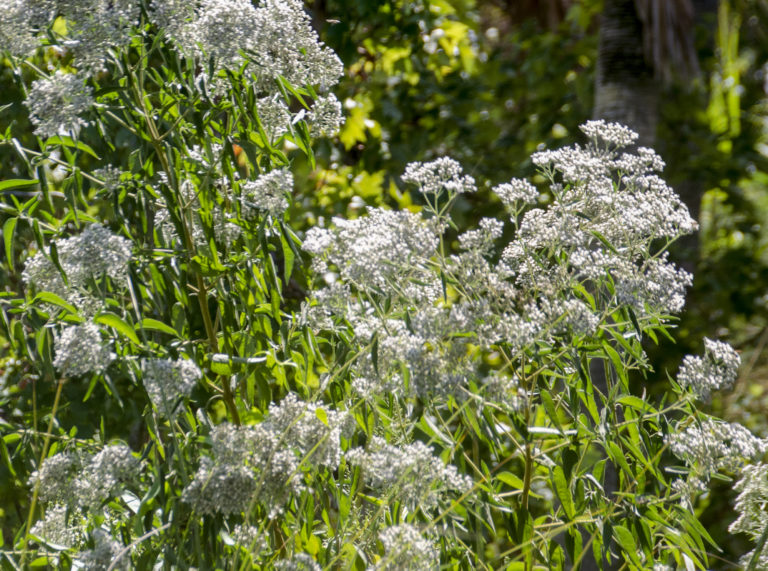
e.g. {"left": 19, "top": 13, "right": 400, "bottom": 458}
{"left": 594, "top": 0, "right": 659, "bottom": 146}
{"left": 588, "top": 4, "right": 657, "bottom": 569}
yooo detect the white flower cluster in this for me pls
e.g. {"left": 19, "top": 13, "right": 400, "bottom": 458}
{"left": 256, "top": 95, "right": 292, "bottom": 140}
{"left": 729, "top": 462, "right": 768, "bottom": 568}
{"left": 24, "top": 71, "right": 94, "bottom": 138}
{"left": 30, "top": 504, "right": 83, "bottom": 549}
{"left": 141, "top": 358, "right": 201, "bottom": 417}
{"left": 7, "top": 1, "right": 140, "bottom": 142}
{"left": 0, "top": 0, "right": 138, "bottom": 67}
{"left": 493, "top": 178, "right": 539, "bottom": 206}
{"left": 677, "top": 338, "right": 740, "bottom": 401}
{"left": 303, "top": 208, "right": 439, "bottom": 291}
{"left": 0, "top": 0, "right": 42, "bottom": 56}
{"left": 183, "top": 456, "right": 257, "bottom": 516}
{"left": 150, "top": 0, "right": 343, "bottom": 89}
{"left": 347, "top": 306, "right": 478, "bottom": 398}
{"left": 666, "top": 419, "right": 768, "bottom": 487}
{"left": 183, "top": 394, "right": 349, "bottom": 517}
{"left": 614, "top": 147, "right": 666, "bottom": 174}
{"left": 729, "top": 462, "right": 768, "bottom": 538}
{"left": 240, "top": 169, "right": 293, "bottom": 218}
{"left": 507, "top": 124, "right": 696, "bottom": 319}
{"left": 23, "top": 223, "right": 133, "bottom": 309}
{"left": 346, "top": 436, "right": 472, "bottom": 511}
{"left": 308, "top": 94, "right": 345, "bottom": 138}
{"left": 76, "top": 528, "right": 129, "bottom": 571}
{"left": 302, "top": 123, "right": 699, "bottom": 407}
{"left": 458, "top": 218, "right": 504, "bottom": 253}
{"left": 376, "top": 524, "right": 439, "bottom": 571}
{"left": 9, "top": 0, "right": 345, "bottom": 156}
{"left": 274, "top": 553, "right": 321, "bottom": 571}
{"left": 23, "top": 225, "right": 131, "bottom": 378}
{"left": 93, "top": 165, "right": 124, "bottom": 194}
{"left": 53, "top": 323, "right": 114, "bottom": 378}
{"left": 402, "top": 157, "right": 477, "bottom": 195}
{"left": 60, "top": 0, "right": 140, "bottom": 72}
{"left": 30, "top": 444, "right": 140, "bottom": 510}
{"left": 580, "top": 119, "right": 639, "bottom": 149}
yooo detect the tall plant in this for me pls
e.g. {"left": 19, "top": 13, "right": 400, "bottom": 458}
{"left": 0, "top": 1, "right": 765, "bottom": 569}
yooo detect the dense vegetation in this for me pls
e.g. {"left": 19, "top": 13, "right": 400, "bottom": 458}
{"left": 2, "top": 1, "right": 768, "bottom": 569}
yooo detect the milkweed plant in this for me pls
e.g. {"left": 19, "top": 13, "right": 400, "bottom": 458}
{"left": 0, "top": 1, "right": 766, "bottom": 569}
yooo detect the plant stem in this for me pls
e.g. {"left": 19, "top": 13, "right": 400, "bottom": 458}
{"left": 19, "top": 378, "right": 65, "bottom": 568}
{"left": 128, "top": 59, "right": 240, "bottom": 424}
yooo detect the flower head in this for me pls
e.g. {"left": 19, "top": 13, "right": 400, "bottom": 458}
{"left": 402, "top": 157, "right": 477, "bottom": 195}
{"left": 53, "top": 323, "right": 114, "bottom": 378}
{"left": 677, "top": 338, "right": 740, "bottom": 400}
{"left": 141, "top": 358, "right": 201, "bottom": 417}
{"left": 25, "top": 71, "right": 94, "bottom": 138}
{"left": 377, "top": 524, "right": 439, "bottom": 571}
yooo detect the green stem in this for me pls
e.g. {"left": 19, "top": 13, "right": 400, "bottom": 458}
{"left": 127, "top": 61, "right": 240, "bottom": 425}
{"left": 20, "top": 378, "right": 65, "bottom": 567}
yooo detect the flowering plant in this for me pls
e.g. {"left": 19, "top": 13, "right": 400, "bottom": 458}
{"left": 0, "top": 1, "right": 766, "bottom": 569}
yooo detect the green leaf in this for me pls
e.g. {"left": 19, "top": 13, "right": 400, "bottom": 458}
{"left": 3, "top": 217, "right": 17, "bottom": 271}
{"left": 44, "top": 135, "right": 100, "bottom": 159}
{"left": 602, "top": 342, "right": 628, "bottom": 386}
{"left": 0, "top": 179, "right": 38, "bottom": 192}
{"left": 540, "top": 390, "right": 563, "bottom": 431}
{"left": 590, "top": 230, "right": 618, "bottom": 254}
{"left": 0, "top": 438, "right": 16, "bottom": 477}
{"left": 315, "top": 407, "right": 328, "bottom": 426}
{"left": 552, "top": 465, "right": 574, "bottom": 519}
{"left": 497, "top": 471, "right": 524, "bottom": 489}
{"left": 138, "top": 318, "right": 178, "bottom": 337}
{"left": 280, "top": 228, "right": 295, "bottom": 284}
{"left": 606, "top": 441, "right": 633, "bottom": 481}
{"left": 95, "top": 312, "right": 140, "bottom": 345}
{"left": 33, "top": 291, "right": 78, "bottom": 315}
{"left": 617, "top": 395, "right": 654, "bottom": 413}
{"left": 613, "top": 525, "right": 642, "bottom": 566}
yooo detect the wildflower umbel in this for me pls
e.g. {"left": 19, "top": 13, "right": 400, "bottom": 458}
{"left": 24, "top": 71, "right": 94, "bottom": 138}
{"left": 30, "top": 504, "right": 83, "bottom": 549}
{"left": 729, "top": 462, "right": 768, "bottom": 568}
{"left": 376, "top": 524, "right": 439, "bottom": 571}
{"left": 240, "top": 169, "right": 293, "bottom": 217}
{"left": 183, "top": 394, "right": 350, "bottom": 517}
{"left": 76, "top": 529, "right": 129, "bottom": 571}
{"left": 141, "top": 358, "right": 201, "bottom": 417}
{"left": 23, "top": 223, "right": 133, "bottom": 311}
{"left": 677, "top": 338, "right": 740, "bottom": 400}
{"left": 493, "top": 178, "right": 539, "bottom": 206}
{"left": 346, "top": 436, "right": 472, "bottom": 511}
{"left": 30, "top": 444, "right": 140, "bottom": 509}
{"left": 303, "top": 209, "right": 439, "bottom": 290}
{"left": 402, "top": 157, "right": 477, "bottom": 195}
{"left": 730, "top": 462, "right": 768, "bottom": 539}
{"left": 308, "top": 94, "right": 344, "bottom": 137}
{"left": 53, "top": 323, "right": 114, "bottom": 378}
{"left": 580, "top": 119, "right": 639, "bottom": 149}
{"left": 666, "top": 419, "right": 768, "bottom": 487}
{"left": 149, "top": 0, "right": 343, "bottom": 89}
